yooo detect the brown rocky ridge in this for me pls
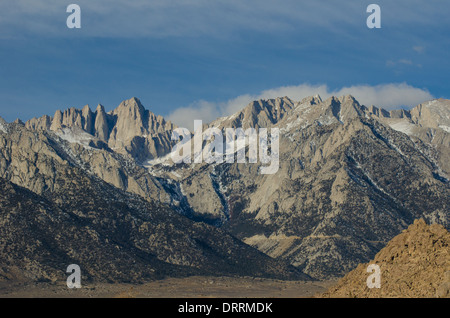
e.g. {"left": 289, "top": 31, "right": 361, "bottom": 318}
{"left": 321, "top": 219, "right": 450, "bottom": 298}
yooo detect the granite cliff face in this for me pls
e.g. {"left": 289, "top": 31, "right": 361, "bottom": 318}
{"left": 3, "top": 94, "right": 449, "bottom": 281}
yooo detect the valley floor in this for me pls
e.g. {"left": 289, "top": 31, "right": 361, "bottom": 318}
{"left": 0, "top": 276, "right": 337, "bottom": 298}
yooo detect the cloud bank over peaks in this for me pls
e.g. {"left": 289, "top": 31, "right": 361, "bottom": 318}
{"left": 166, "top": 82, "right": 434, "bottom": 130}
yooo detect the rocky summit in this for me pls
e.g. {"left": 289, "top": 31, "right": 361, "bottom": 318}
{"left": 1, "top": 94, "right": 448, "bottom": 284}
{"left": 25, "top": 97, "right": 176, "bottom": 162}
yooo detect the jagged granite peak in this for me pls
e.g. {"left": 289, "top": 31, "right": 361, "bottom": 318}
{"left": 410, "top": 98, "right": 450, "bottom": 130}
{"left": 49, "top": 107, "right": 85, "bottom": 131}
{"left": 364, "top": 105, "right": 390, "bottom": 118}
{"left": 49, "top": 109, "right": 62, "bottom": 131}
{"left": 389, "top": 108, "right": 410, "bottom": 119}
{"left": 275, "top": 94, "right": 366, "bottom": 132}
{"left": 318, "top": 95, "right": 364, "bottom": 124}
{"left": 109, "top": 97, "right": 175, "bottom": 134}
{"left": 12, "top": 118, "right": 24, "bottom": 126}
{"left": 108, "top": 97, "right": 151, "bottom": 149}
{"left": 110, "top": 97, "right": 146, "bottom": 126}
{"left": 95, "top": 103, "right": 106, "bottom": 113}
{"left": 94, "top": 103, "right": 110, "bottom": 141}
{"left": 338, "top": 94, "right": 364, "bottom": 114}
{"left": 81, "top": 104, "right": 94, "bottom": 134}
{"left": 111, "top": 96, "right": 145, "bottom": 114}
{"left": 364, "top": 98, "right": 450, "bottom": 130}
{"left": 106, "top": 97, "right": 176, "bottom": 160}
{"left": 24, "top": 98, "right": 177, "bottom": 161}
{"left": 0, "top": 120, "right": 165, "bottom": 201}
{"left": 25, "top": 115, "right": 51, "bottom": 131}
{"left": 299, "top": 94, "right": 322, "bottom": 105}
{"left": 0, "top": 116, "right": 8, "bottom": 133}
{"left": 210, "top": 96, "right": 296, "bottom": 130}
{"left": 363, "top": 98, "right": 450, "bottom": 174}
{"left": 82, "top": 104, "right": 92, "bottom": 113}
{"left": 63, "top": 107, "right": 82, "bottom": 128}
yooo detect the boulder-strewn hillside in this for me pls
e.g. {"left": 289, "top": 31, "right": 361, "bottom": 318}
{"left": 321, "top": 219, "right": 450, "bottom": 298}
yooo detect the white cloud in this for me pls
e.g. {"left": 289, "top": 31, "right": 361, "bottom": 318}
{"left": 166, "top": 100, "right": 221, "bottom": 131}
{"left": 167, "top": 83, "right": 434, "bottom": 128}
{"left": 334, "top": 83, "right": 433, "bottom": 109}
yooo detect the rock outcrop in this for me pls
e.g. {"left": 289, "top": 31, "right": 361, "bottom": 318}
{"left": 321, "top": 219, "right": 450, "bottom": 298}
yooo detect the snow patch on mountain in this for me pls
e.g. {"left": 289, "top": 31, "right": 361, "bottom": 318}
{"left": 143, "top": 153, "right": 174, "bottom": 167}
{"left": 55, "top": 127, "right": 95, "bottom": 149}
{"left": 389, "top": 121, "right": 415, "bottom": 135}
{"left": 0, "top": 122, "right": 6, "bottom": 134}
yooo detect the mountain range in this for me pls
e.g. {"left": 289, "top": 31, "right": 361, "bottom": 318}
{"left": 0, "top": 94, "right": 448, "bottom": 282}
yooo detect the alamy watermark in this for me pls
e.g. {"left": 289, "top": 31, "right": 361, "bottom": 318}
{"left": 66, "top": 4, "right": 81, "bottom": 29}
{"left": 170, "top": 120, "right": 279, "bottom": 175}
{"left": 366, "top": 4, "right": 381, "bottom": 29}
{"left": 66, "top": 4, "right": 381, "bottom": 30}
{"left": 366, "top": 264, "right": 381, "bottom": 289}
{"left": 66, "top": 264, "right": 81, "bottom": 288}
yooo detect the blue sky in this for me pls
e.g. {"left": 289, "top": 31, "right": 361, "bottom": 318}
{"left": 0, "top": 0, "right": 449, "bottom": 127}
